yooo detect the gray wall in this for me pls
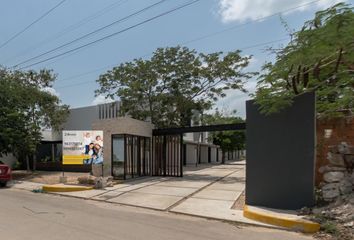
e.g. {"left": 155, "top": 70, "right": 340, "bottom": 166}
{"left": 210, "top": 147, "right": 217, "bottom": 163}
{"left": 200, "top": 146, "right": 209, "bottom": 163}
{"left": 63, "top": 101, "right": 123, "bottom": 131}
{"left": 218, "top": 149, "right": 222, "bottom": 162}
{"left": 245, "top": 92, "right": 316, "bottom": 210}
{"left": 185, "top": 144, "right": 197, "bottom": 165}
{"left": 63, "top": 105, "right": 99, "bottom": 130}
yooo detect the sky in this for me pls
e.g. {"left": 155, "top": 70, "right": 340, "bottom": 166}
{"left": 0, "top": 0, "right": 351, "bottom": 118}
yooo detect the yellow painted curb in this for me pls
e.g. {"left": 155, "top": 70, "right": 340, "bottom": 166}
{"left": 42, "top": 185, "right": 93, "bottom": 192}
{"left": 243, "top": 205, "right": 320, "bottom": 233}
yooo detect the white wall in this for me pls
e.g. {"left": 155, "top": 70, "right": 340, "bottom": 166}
{"left": 210, "top": 147, "right": 217, "bottom": 163}
{"left": 185, "top": 144, "right": 197, "bottom": 165}
{"left": 200, "top": 146, "right": 209, "bottom": 163}
{"left": 41, "top": 129, "right": 62, "bottom": 141}
{"left": 218, "top": 149, "right": 223, "bottom": 162}
{"left": 183, "top": 133, "right": 194, "bottom": 142}
{"left": 0, "top": 153, "right": 17, "bottom": 168}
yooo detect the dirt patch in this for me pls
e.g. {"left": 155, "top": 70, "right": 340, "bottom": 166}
{"left": 232, "top": 190, "right": 245, "bottom": 210}
{"left": 12, "top": 170, "right": 90, "bottom": 185}
{"left": 300, "top": 195, "right": 354, "bottom": 240}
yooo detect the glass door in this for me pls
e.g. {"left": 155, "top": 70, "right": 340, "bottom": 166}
{"left": 112, "top": 135, "right": 125, "bottom": 179}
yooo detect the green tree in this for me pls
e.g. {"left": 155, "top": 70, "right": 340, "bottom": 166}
{"left": 0, "top": 68, "right": 69, "bottom": 170}
{"left": 254, "top": 3, "right": 354, "bottom": 118}
{"left": 203, "top": 109, "right": 245, "bottom": 163}
{"left": 96, "top": 46, "right": 254, "bottom": 127}
{"left": 0, "top": 69, "right": 28, "bottom": 157}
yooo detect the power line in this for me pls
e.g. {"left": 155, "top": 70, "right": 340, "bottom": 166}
{"left": 13, "top": 0, "right": 169, "bottom": 68}
{"left": 58, "top": 37, "right": 349, "bottom": 90}
{"left": 55, "top": 37, "right": 290, "bottom": 89}
{"left": 56, "top": 38, "right": 288, "bottom": 84}
{"left": 52, "top": 0, "right": 323, "bottom": 84}
{"left": 16, "top": 0, "right": 201, "bottom": 70}
{"left": 0, "top": 0, "right": 67, "bottom": 50}
{"left": 53, "top": 53, "right": 151, "bottom": 82}
{"left": 14, "top": 0, "right": 323, "bottom": 69}
{"left": 3, "top": 0, "right": 128, "bottom": 65}
{"left": 181, "top": 0, "right": 323, "bottom": 46}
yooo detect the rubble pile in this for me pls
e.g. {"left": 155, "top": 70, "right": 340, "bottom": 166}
{"left": 319, "top": 142, "right": 354, "bottom": 202}
{"left": 313, "top": 142, "right": 354, "bottom": 239}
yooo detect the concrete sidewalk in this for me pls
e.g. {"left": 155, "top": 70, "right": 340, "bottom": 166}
{"left": 169, "top": 164, "right": 272, "bottom": 227}
{"left": 10, "top": 180, "right": 44, "bottom": 191}
{"left": 170, "top": 166, "right": 249, "bottom": 222}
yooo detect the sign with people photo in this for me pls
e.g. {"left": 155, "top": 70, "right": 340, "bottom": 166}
{"left": 62, "top": 131, "right": 104, "bottom": 165}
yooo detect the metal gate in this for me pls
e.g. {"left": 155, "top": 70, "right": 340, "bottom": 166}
{"left": 151, "top": 123, "right": 246, "bottom": 178}
{"left": 152, "top": 134, "right": 183, "bottom": 177}
{"left": 112, "top": 134, "right": 151, "bottom": 180}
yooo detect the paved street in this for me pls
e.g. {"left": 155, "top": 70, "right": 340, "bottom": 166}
{"left": 9, "top": 161, "right": 304, "bottom": 227}
{"left": 0, "top": 189, "right": 313, "bottom": 240}
{"left": 9, "top": 160, "right": 317, "bottom": 232}
{"left": 14, "top": 162, "right": 258, "bottom": 225}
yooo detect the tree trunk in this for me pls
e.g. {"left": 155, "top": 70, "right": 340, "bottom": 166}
{"left": 221, "top": 150, "right": 225, "bottom": 164}
{"left": 51, "top": 144, "right": 55, "bottom": 162}
{"left": 148, "top": 90, "right": 155, "bottom": 126}
{"left": 26, "top": 155, "right": 31, "bottom": 172}
{"left": 32, "top": 153, "right": 37, "bottom": 172}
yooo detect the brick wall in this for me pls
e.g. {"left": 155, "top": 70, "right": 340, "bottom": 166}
{"left": 316, "top": 117, "right": 354, "bottom": 185}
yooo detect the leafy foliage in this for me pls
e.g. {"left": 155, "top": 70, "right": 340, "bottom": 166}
{"left": 96, "top": 46, "right": 254, "bottom": 127}
{"left": 0, "top": 68, "right": 69, "bottom": 165}
{"left": 254, "top": 3, "right": 354, "bottom": 118}
{"left": 203, "top": 109, "right": 245, "bottom": 162}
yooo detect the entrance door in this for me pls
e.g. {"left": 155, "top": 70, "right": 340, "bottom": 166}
{"left": 112, "top": 135, "right": 125, "bottom": 179}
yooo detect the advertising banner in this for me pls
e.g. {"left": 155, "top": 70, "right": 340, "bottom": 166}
{"left": 62, "top": 130, "right": 103, "bottom": 165}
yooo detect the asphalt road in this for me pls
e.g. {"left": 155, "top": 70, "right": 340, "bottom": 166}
{"left": 0, "top": 189, "right": 313, "bottom": 240}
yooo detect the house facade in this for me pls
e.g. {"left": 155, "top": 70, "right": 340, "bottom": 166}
{"left": 36, "top": 101, "right": 225, "bottom": 177}
{"left": 1, "top": 101, "right": 241, "bottom": 178}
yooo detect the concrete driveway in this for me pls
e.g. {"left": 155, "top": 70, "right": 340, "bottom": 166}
{"left": 91, "top": 161, "right": 245, "bottom": 210}
{"left": 44, "top": 161, "right": 265, "bottom": 226}
{"left": 12, "top": 161, "right": 269, "bottom": 226}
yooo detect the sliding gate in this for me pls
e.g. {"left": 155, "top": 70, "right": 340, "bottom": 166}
{"left": 152, "top": 134, "right": 183, "bottom": 177}
{"left": 151, "top": 124, "right": 246, "bottom": 177}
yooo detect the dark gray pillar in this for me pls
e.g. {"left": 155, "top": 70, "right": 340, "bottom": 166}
{"left": 245, "top": 92, "right": 316, "bottom": 210}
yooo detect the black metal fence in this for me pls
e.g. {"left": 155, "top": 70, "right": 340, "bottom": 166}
{"left": 152, "top": 135, "right": 183, "bottom": 177}
{"left": 120, "top": 135, "right": 151, "bottom": 179}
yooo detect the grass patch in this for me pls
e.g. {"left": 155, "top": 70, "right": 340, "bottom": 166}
{"left": 31, "top": 188, "right": 44, "bottom": 193}
{"left": 320, "top": 221, "right": 339, "bottom": 235}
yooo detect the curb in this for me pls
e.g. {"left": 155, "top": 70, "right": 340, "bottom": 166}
{"left": 169, "top": 210, "right": 287, "bottom": 231}
{"left": 243, "top": 205, "right": 320, "bottom": 233}
{"left": 42, "top": 185, "right": 93, "bottom": 192}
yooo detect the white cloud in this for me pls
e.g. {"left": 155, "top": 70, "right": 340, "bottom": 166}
{"left": 216, "top": 91, "right": 250, "bottom": 118}
{"left": 214, "top": 77, "right": 259, "bottom": 118}
{"left": 244, "top": 55, "right": 260, "bottom": 71}
{"left": 42, "top": 87, "right": 60, "bottom": 97}
{"left": 218, "top": 0, "right": 342, "bottom": 23}
{"left": 91, "top": 95, "right": 115, "bottom": 105}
